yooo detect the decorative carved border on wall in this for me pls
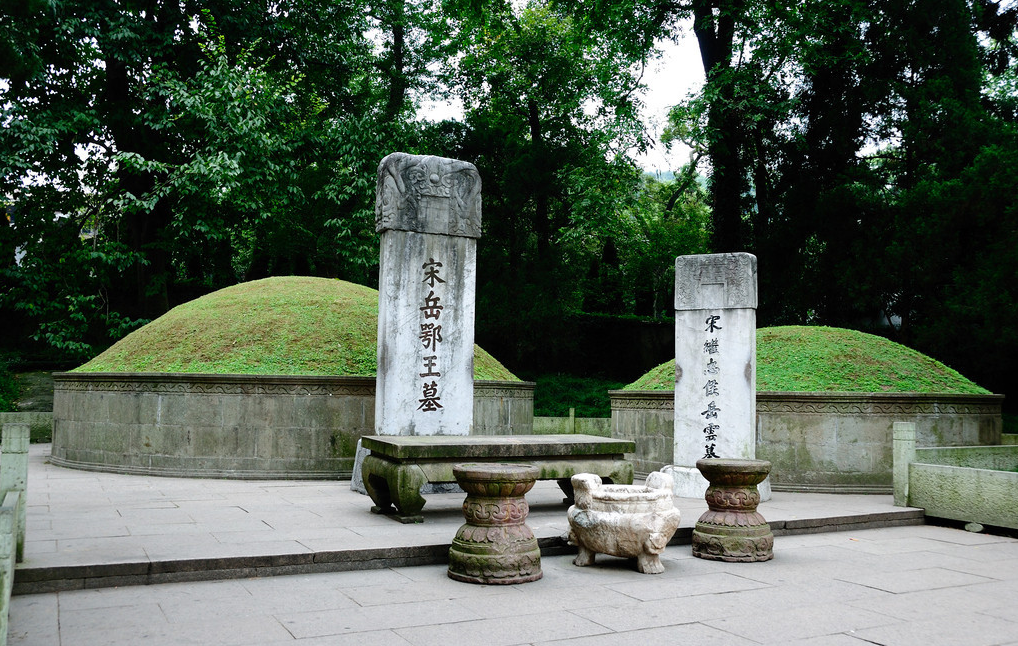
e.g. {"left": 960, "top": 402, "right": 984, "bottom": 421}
{"left": 475, "top": 381, "right": 536, "bottom": 400}
{"left": 54, "top": 373, "right": 536, "bottom": 400}
{"left": 54, "top": 373, "right": 378, "bottom": 397}
{"left": 608, "top": 391, "right": 673, "bottom": 411}
{"left": 755, "top": 392, "right": 1004, "bottom": 416}
{"left": 609, "top": 391, "right": 1003, "bottom": 415}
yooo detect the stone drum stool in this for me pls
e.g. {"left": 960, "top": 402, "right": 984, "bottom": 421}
{"left": 567, "top": 471, "right": 681, "bottom": 574}
{"left": 692, "top": 458, "right": 774, "bottom": 562}
{"left": 448, "top": 463, "right": 543, "bottom": 584}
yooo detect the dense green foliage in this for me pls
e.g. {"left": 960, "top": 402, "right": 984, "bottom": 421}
{"left": 1004, "top": 414, "right": 1017, "bottom": 435}
{"left": 532, "top": 374, "right": 626, "bottom": 417}
{"left": 1, "top": 0, "right": 707, "bottom": 371}
{"left": 2, "top": 1, "right": 380, "bottom": 357}
{"left": 439, "top": 2, "right": 709, "bottom": 368}
{"left": 0, "top": 355, "right": 18, "bottom": 413}
{"left": 625, "top": 326, "right": 990, "bottom": 394}
{"left": 2, "top": 0, "right": 1016, "bottom": 405}
{"left": 660, "top": 0, "right": 1018, "bottom": 401}
{"left": 76, "top": 277, "right": 519, "bottom": 380}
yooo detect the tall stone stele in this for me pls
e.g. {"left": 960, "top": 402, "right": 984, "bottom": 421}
{"left": 663, "top": 253, "right": 770, "bottom": 500}
{"left": 374, "top": 152, "right": 481, "bottom": 436}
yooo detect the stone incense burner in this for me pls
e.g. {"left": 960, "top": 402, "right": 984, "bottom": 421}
{"left": 567, "top": 471, "right": 681, "bottom": 574}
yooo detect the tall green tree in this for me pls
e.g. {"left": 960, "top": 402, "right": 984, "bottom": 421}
{"left": 656, "top": 0, "right": 1018, "bottom": 399}
{"left": 0, "top": 0, "right": 418, "bottom": 357}
{"left": 441, "top": 0, "right": 666, "bottom": 369}
{"left": 689, "top": 0, "right": 753, "bottom": 251}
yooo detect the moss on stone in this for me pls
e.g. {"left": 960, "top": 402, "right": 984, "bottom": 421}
{"left": 624, "top": 326, "right": 990, "bottom": 394}
{"left": 75, "top": 276, "right": 519, "bottom": 381}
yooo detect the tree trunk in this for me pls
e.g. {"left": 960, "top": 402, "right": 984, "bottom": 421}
{"left": 383, "top": 0, "right": 407, "bottom": 122}
{"left": 528, "top": 99, "right": 552, "bottom": 265}
{"left": 102, "top": 47, "right": 171, "bottom": 320}
{"left": 692, "top": 0, "right": 747, "bottom": 252}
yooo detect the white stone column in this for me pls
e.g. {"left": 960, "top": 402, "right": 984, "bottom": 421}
{"left": 663, "top": 253, "right": 770, "bottom": 500}
{"left": 1, "top": 423, "right": 28, "bottom": 561}
{"left": 374, "top": 152, "right": 481, "bottom": 436}
{"left": 892, "top": 421, "right": 916, "bottom": 507}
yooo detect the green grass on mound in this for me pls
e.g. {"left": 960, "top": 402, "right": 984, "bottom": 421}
{"left": 75, "top": 277, "right": 519, "bottom": 381}
{"left": 624, "top": 326, "right": 990, "bottom": 394}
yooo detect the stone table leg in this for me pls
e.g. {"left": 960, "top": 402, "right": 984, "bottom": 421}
{"left": 362, "top": 455, "right": 428, "bottom": 524}
{"left": 608, "top": 460, "right": 635, "bottom": 485}
{"left": 556, "top": 478, "right": 575, "bottom": 504}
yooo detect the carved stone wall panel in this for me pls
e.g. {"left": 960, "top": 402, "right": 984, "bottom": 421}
{"left": 54, "top": 374, "right": 380, "bottom": 397}
{"left": 610, "top": 390, "right": 1003, "bottom": 493}
{"left": 51, "top": 374, "right": 533, "bottom": 480}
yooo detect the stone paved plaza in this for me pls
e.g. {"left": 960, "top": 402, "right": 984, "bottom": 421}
{"left": 8, "top": 445, "right": 1018, "bottom": 645}
{"left": 11, "top": 524, "right": 1018, "bottom": 645}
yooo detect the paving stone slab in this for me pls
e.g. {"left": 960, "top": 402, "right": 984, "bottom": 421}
{"left": 851, "top": 611, "right": 1018, "bottom": 646}
{"left": 848, "top": 586, "right": 1011, "bottom": 622}
{"left": 11, "top": 525, "right": 1018, "bottom": 646}
{"left": 531, "top": 623, "right": 760, "bottom": 646}
{"left": 712, "top": 578, "right": 892, "bottom": 610}
{"left": 703, "top": 601, "right": 900, "bottom": 643}
{"left": 260, "top": 629, "right": 414, "bottom": 646}
{"left": 393, "top": 610, "right": 613, "bottom": 646}
{"left": 278, "top": 597, "right": 481, "bottom": 639}
{"left": 783, "top": 636, "right": 875, "bottom": 646}
{"left": 836, "top": 566, "right": 995, "bottom": 593}
{"left": 6, "top": 594, "right": 58, "bottom": 645}
{"left": 605, "top": 571, "right": 770, "bottom": 601}
{"left": 62, "top": 615, "right": 294, "bottom": 646}
{"left": 568, "top": 592, "right": 748, "bottom": 632}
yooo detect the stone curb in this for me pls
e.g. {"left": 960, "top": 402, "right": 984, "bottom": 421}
{"left": 13, "top": 508, "right": 924, "bottom": 595}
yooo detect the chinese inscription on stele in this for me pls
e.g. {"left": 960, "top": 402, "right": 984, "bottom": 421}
{"left": 701, "top": 313, "right": 723, "bottom": 459}
{"left": 418, "top": 258, "right": 446, "bottom": 412}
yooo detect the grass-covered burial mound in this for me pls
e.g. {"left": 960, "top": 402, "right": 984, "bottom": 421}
{"left": 614, "top": 326, "right": 998, "bottom": 492}
{"left": 55, "top": 277, "right": 530, "bottom": 480}
{"left": 76, "top": 276, "right": 518, "bottom": 380}
{"left": 625, "top": 326, "right": 989, "bottom": 394}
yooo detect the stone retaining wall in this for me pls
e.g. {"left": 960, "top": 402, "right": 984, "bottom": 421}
{"left": 532, "top": 416, "right": 611, "bottom": 436}
{"left": 0, "top": 413, "right": 52, "bottom": 443}
{"left": 610, "top": 390, "right": 1004, "bottom": 492}
{"left": 608, "top": 392, "right": 675, "bottom": 478}
{"left": 51, "top": 373, "right": 533, "bottom": 480}
{"left": 900, "top": 443, "right": 1018, "bottom": 530}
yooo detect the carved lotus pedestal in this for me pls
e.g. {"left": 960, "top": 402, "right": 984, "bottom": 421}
{"left": 692, "top": 458, "right": 774, "bottom": 562}
{"left": 447, "top": 463, "right": 543, "bottom": 584}
{"left": 567, "top": 471, "right": 681, "bottom": 574}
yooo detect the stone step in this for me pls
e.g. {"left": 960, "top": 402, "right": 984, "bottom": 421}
{"left": 14, "top": 506, "right": 923, "bottom": 595}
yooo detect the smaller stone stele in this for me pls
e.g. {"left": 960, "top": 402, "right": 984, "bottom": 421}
{"left": 567, "top": 471, "right": 681, "bottom": 574}
{"left": 692, "top": 458, "right": 774, "bottom": 562}
{"left": 447, "top": 463, "right": 542, "bottom": 584}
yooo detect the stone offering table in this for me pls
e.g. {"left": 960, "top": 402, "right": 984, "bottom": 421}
{"left": 691, "top": 458, "right": 773, "bottom": 562}
{"left": 448, "top": 463, "right": 542, "bottom": 584}
{"left": 360, "top": 434, "right": 634, "bottom": 523}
